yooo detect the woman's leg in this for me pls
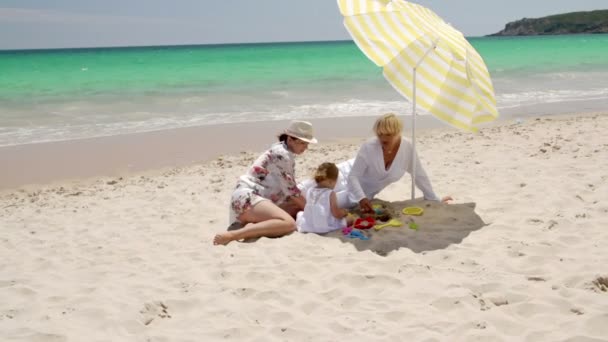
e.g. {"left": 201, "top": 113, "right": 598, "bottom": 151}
{"left": 213, "top": 200, "right": 296, "bottom": 245}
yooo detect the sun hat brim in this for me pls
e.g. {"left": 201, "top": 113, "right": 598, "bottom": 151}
{"left": 284, "top": 131, "right": 318, "bottom": 144}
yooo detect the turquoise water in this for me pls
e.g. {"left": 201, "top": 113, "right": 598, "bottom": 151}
{"left": 470, "top": 35, "right": 608, "bottom": 74}
{"left": 0, "top": 42, "right": 377, "bottom": 103}
{"left": 1, "top": 35, "right": 608, "bottom": 146}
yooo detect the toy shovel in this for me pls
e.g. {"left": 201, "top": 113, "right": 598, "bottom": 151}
{"left": 373, "top": 219, "right": 403, "bottom": 231}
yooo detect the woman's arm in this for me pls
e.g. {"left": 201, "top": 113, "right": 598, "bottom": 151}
{"left": 348, "top": 144, "right": 375, "bottom": 212}
{"left": 348, "top": 144, "right": 376, "bottom": 212}
{"left": 329, "top": 191, "right": 348, "bottom": 219}
{"left": 273, "top": 147, "right": 302, "bottom": 200}
{"left": 408, "top": 149, "right": 440, "bottom": 201}
{"left": 289, "top": 194, "right": 306, "bottom": 210}
{"left": 347, "top": 144, "right": 369, "bottom": 203}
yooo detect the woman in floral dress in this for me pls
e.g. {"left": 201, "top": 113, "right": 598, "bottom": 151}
{"left": 213, "top": 121, "right": 317, "bottom": 245}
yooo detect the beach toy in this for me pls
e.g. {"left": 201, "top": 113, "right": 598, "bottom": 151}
{"left": 353, "top": 217, "right": 376, "bottom": 230}
{"left": 347, "top": 230, "right": 370, "bottom": 240}
{"left": 408, "top": 222, "right": 419, "bottom": 230}
{"left": 373, "top": 219, "right": 403, "bottom": 231}
{"left": 342, "top": 226, "right": 369, "bottom": 240}
{"left": 402, "top": 207, "right": 424, "bottom": 216}
{"left": 371, "top": 204, "right": 392, "bottom": 221}
{"left": 372, "top": 204, "right": 383, "bottom": 214}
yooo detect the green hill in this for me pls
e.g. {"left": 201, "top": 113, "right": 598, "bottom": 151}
{"left": 490, "top": 10, "right": 608, "bottom": 36}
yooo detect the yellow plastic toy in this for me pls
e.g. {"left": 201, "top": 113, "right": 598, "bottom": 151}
{"left": 373, "top": 219, "right": 403, "bottom": 231}
{"left": 402, "top": 207, "right": 424, "bottom": 216}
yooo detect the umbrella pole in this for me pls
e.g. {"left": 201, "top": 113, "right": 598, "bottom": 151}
{"left": 411, "top": 69, "right": 417, "bottom": 200}
{"left": 411, "top": 40, "right": 439, "bottom": 201}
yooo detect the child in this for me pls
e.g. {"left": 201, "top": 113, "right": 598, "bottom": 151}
{"left": 296, "top": 162, "right": 354, "bottom": 234}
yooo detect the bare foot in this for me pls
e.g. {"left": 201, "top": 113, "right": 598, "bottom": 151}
{"left": 213, "top": 232, "right": 236, "bottom": 245}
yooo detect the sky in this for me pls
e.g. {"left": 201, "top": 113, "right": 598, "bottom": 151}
{"left": 0, "top": 0, "right": 606, "bottom": 50}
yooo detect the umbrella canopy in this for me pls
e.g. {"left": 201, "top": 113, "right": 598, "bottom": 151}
{"left": 337, "top": 0, "right": 499, "bottom": 131}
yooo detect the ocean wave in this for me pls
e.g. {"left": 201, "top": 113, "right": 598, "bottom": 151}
{"left": 2, "top": 88, "right": 608, "bottom": 147}
{"left": 497, "top": 88, "right": 608, "bottom": 109}
{"left": 0, "top": 99, "right": 414, "bottom": 147}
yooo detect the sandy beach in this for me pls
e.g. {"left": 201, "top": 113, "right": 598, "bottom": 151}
{"left": 1, "top": 112, "right": 608, "bottom": 341}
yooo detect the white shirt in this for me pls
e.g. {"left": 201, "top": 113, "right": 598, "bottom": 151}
{"left": 296, "top": 187, "right": 347, "bottom": 234}
{"left": 297, "top": 137, "right": 440, "bottom": 208}
{"left": 346, "top": 136, "right": 439, "bottom": 204}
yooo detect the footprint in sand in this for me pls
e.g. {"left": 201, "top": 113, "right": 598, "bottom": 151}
{"left": 140, "top": 301, "right": 171, "bottom": 326}
{"left": 545, "top": 220, "right": 558, "bottom": 230}
{"left": 589, "top": 276, "right": 608, "bottom": 293}
{"left": 570, "top": 308, "right": 584, "bottom": 315}
{"left": 527, "top": 276, "right": 546, "bottom": 282}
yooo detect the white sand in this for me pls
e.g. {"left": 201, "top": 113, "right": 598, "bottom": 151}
{"left": 1, "top": 112, "right": 607, "bottom": 341}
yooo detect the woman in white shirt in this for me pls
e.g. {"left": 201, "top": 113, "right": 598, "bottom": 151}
{"left": 299, "top": 113, "right": 451, "bottom": 212}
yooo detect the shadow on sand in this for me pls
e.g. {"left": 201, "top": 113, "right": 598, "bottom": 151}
{"left": 225, "top": 198, "right": 487, "bottom": 255}
{"left": 323, "top": 198, "right": 487, "bottom": 256}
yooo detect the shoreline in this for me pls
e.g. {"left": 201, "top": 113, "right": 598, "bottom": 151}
{"left": 0, "top": 110, "right": 604, "bottom": 190}
{"left": 0, "top": 114, "right": 444, "bottom": 190}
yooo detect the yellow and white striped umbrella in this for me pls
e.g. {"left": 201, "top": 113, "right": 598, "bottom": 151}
{"left": 338, "top": 0, "right": 499, "bottom": 131}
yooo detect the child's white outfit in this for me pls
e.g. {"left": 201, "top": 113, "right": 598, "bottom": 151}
{"left": 296, "top": 186, "right": 347, "bottom": 234}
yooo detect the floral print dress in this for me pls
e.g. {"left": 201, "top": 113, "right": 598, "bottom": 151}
{"left": 229, "top": 142, "right": 301, "bottom": 222}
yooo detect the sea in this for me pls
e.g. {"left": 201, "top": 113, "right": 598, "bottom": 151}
{"left": 1, "top": 34, "right": 607, "bottom": 147}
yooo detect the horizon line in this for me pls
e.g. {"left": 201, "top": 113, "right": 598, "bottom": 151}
{"left": 0, "top": 36, "right": 487, "bottom": 53}
{"left": 0, "top": 39, "right": 354, "bottom": 53}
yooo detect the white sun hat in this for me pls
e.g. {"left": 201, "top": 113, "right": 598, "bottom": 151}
{"left": 284, "top": 120, "right": 318, "bottom": 144}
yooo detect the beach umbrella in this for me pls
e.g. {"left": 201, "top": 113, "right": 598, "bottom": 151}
{"left": 337, "top": 0, "right": 499, "bottom": 199}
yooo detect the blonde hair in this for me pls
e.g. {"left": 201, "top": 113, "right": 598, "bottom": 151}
{"left": 313, "top": 162, "right": 339, "bottom": 183}
{"left": 373, "top": 113, "right": 403, "bottom": 136}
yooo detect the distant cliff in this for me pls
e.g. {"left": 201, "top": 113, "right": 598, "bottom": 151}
{"left": 490, "top": 10, "right": 608, "bottom": 36}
